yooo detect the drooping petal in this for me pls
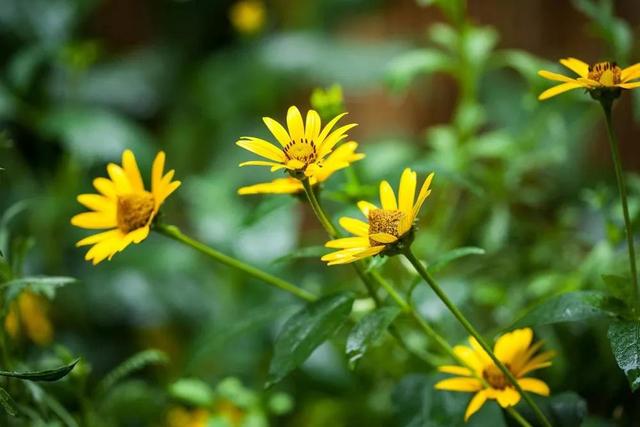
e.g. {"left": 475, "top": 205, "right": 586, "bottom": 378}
{"left": 621, "top": 63, "right": 640, "bottom": 82}
{"left": 559, "top": 57, "right": 589, "bottom": 77}
{"left": 618, "top": 81, "right": 640, "bottom": 89}
{"left": 325, "top": 236, "right": 370, "bottom": 249}
{"left": 239, "top": 160, "right": 285, "bottom": 168}
{"left": 379, "top": 181, "right": 398, "bottom": 210}
{"left": 236, "top": 137, "right": 285, "bottom": 162}
{"left": 121, "top": 149, "right": 145, "bottom": 191}
{"left": 321, "top": 247, "right": 369, "bottom": 262}
{"left": 538, "top": 81, "right": 585, "bottom": 100}
{"left": 464, "top": 391, "right": 488, "bottom": 422}
{"left": 339, "top": 217, "right": 370, "bottom": 237}
{"left": 518, "top": 378, "right": 550, "bottom": 396}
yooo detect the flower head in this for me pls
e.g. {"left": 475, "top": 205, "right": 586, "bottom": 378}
{"left": 237, "top": 141, "right": 364, "bottom": 195}
{"left": 538, "top": 57, "right": 640, "bottom": 100}
{"left": 322, "top": 168, "right": 434, "bottom": 265}
{"left": 435, "top": 328, "right": 554, "bottom": 422}
{"left": 5, "top": 291, "right": 53, "bottom": 346}
{"left": 237, "top": 106, "right": 357, "bottom": 178}
{"left": 229, "top": 0, "right": 266, "bottom": 36}
{"left": 71, "top": 150, "right": 181, "bottom": 265}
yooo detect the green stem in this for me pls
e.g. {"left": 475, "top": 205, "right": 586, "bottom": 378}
{"left": 507, "top": 407, "right": 534, "bottom": 427}
{"left": 301, "top": 179, "right": 338, "bottom": 238}
{"left": 600, "top": 101, "right": 639, "bottom": 316}
{"left": 403, "top": 248, "right": 552, "bottom": 427}
{"left": 155, "top": 223, "right": 317, "bottom": 302}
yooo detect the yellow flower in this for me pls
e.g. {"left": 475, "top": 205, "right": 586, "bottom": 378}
{"left": 237, "top": 141, "right": 365, "bottom": 195}
{"left": 166, "top": 407, "right": 209, "bottom": 427}
{"left": 236, "top": 106, "right": 357, "bottom": 178}
{"left": 322, "top": 168, "right": 434, "bottom": 265}
{"left": 229, "top": 0, "right": 266, "bottom": 36}
{"left": 435, "top": 328, "right": 554, "bottom": 422}
{"left": 71, "top": 150, "right": 181, "bottom": 265}
{"left": 4, "top": 291, "right": 53, "bottom": 346}
{"left": 538, "top": 57, "right": 640, "bottom": 100}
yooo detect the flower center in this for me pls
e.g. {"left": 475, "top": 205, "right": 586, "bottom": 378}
{"left": 482, "top": 364, "right": 509, "bottom": 390}
{"left": 284, "top": 138, "right": 317, "bottom": 165}
{"left": 117, "top": 192, "right": 155, "bottom": 233}
{"left": 588, "top": 61, "right": 621, "bottom": 86}
{"left": 368, "top": 209, "right": 403, "bottom": 246}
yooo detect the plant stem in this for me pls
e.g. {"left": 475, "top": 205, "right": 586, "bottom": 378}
{"left": 155, "top": 223, "right": 317, "bottom": 302}
{"left": 507, "top": 407, "right": 534, "bottom": 427}
{"left": 403, "top": 247, "right": 552, "bottom": 427}
{"left": 600, "top": 101, "right": 639, "bottom": 316}
{"left": 301, "top": 179, "right": 338, "bottom": 238}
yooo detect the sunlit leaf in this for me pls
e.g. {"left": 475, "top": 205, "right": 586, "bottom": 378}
{"left": 169, "top": 378, "right": 215, "bottom": 407}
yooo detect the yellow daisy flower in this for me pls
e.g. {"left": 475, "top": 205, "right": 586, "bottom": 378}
{"left": 4, "top": 291, "right": 53, "bottom": 346}
{"left": 71, "top": 150, "right": 181, "bottom": 265}
{"left": 237, "top": 141, "right": 365, "bottom": 195}
{"left": 538, "top": 57, "right": 640, "bottom": 100}
{"left": 236, "top": 106, "right": 357, "bottom": 178}
{"left": 435, "top": 328, "right": 554, "bottom": 422}
{"left": 321, "top": 168, "right": 434, "bottom": 265}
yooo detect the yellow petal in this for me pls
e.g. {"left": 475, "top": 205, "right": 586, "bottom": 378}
{"left": 438, "top": 365, "right": 472, "bottom": 376}
{"left": 239, "top": 160, "right": 284, "bottom": 168}
{"left": 357, "top": 201, "right": 378, "bottom": 217}
{"left": 93, "top": 177, "right": 117, "bottom": 200}
{"left": 379, "top": 180, "right": 397, "bottom": 210}
{"left": 618, "top": 81, "right": 640, "bottom": 89}
{"left": 559, "top": 57, "right": 589, "bottom": 77}
{"left": 464, "top": 391, "right": 488, "bottom": 421}
{"left": 325, "top": 237, "right": 370, "bottom": 249}
{"left": 76, "top": 229, "right": 123, "bottom": 247}
{"left": 434, "top": 377, "right": 482, "bottom": 392}
{"left": 71, "top": 212, "right": 117, "bottom": 229}
{"left": 107, "top": 163, "right": 133, "bottom": 194}
{"left": 305, "top": 109, "right": 321, "bottom": 143}
{"left": 236, "top": 137, "right": 285, "bottom": 162}
{"left": 413, "top": 172, "right": 434, "bottom": 218}
{"left": 317, "top": 123, "right": 357, "bottom": 158}
{"left": 621, "top": 63, "right": 640, "bottom": 82}
{"left": 84, "top": 234, "right": 125, "bottom": 264}
{"left": 468, "top": 337, "right": 493, "bottom": 366}
{"left": 263, "top": 116, "right": 291, "bottom": 147}
{"left": 518, "top": 378, "right": 550, "bottom": 396}
{"left": 151, "top": 151, "right": 165, "bottom": 193}
{"left": 286, "top": 106, "right": 305, "bottom": 142}
{"left": 345, "top": 245, "right": 385, "bottom": 263}
{"left": 537, "top": 70, "right": 575, "bottom": 83}
{"left": 237, "top": 178, "right": 303, "bottom": 195}
{"left": 339, "top": 217, "right": 369, "bottom": 237}
{"left": 122, "top": 149, "right": 144, "bottom": 192}
{"left": 493, "top": 387, "right": 521, "bottom": 408}
{"left": 321, "top": 247, "right": 368, "bottom": 262}
{"left": 398, "top": 168, "right": 417, "bottom": 234}
{"left": 494, "top": 328, "right": 533, "bottom": 364}
{"left": 316, "top": 112, "right": 348, "bottom": 146}
{"left": 453, "top": 345, "right": 483, "bottom": 373}
{"left": 538, "top": 81, "right": 584, "bottom": 100}
{"left": 128, "top": 226, "right": 150, "bottom": 244}
{"left": 77, "top": 194, "right": 114, "bottom": 213}
{"left": 369, "top": 232, "right": 397, "bottom": 243}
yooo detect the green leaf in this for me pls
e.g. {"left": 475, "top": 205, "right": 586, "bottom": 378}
{"left": 386, "top": 48, "right": 453, "bottom": 91}
{"left": 346, "top": 306, "right": 401, "bottom": 369}
{"left": 608, "top": 320, "right": 640, "bottom": 392}
{"left": 427, "top": 247, "right": 485, "bottom": 273}
{"left": 518, "top": 392, "right": 587, "bottom": 427}
{"left": 601, "top": 274, "right": 634, "bottom": 302}
{"left": 97, "top": 349, "right": 168, "bottom": 396}
{"left": 0, "top": 358, "right": 79, "bottom": 382}
{"left": 0, "top": 386, "right": 17, "bottom": 416}
{"left": 512, "top": 291, "right": 626, "bottom": 328}
{"left": 267, "top": 292, "right": 354, "bottom": 387}
{"left": 169, "top": 378, "right": 215, "bottom": 407}
{"left": 2, "top": 276, "right": 77, "bottom": 307}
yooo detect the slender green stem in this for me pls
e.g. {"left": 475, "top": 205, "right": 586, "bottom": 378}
{"left": 507, "top": 407, "right": 534, "bottom": 427}
{"left": 155, "top": 223, "right": 317, "bottom": 302}
{"left": 301, "top": 179, "right": 338, "bottom": 238}
{"left": 600, "top": 101, "right": 639, "bottom": 316}
{"left": 403, "top": 248, "right": 552, "bottom": 427}
{"left": 368, "top": 270, "right": 410, "bottom": 312}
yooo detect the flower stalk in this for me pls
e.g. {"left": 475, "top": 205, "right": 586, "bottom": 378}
{"left": 600, "top": 99, "right": 639, "bottom": 316}
{"left": 301, "top": 178, "right": 339, "bottom": 238}
{"left": 402, "top": 247, "right": 552, "bottom": 427}
{"left": 155, "top": 223, "right": 317, "bottom": 302}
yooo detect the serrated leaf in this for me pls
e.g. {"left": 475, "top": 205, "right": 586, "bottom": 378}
{"left": 608, "top": 320, "right": 640, "bottom": 392}
{"left": 0, "top": 358, "right": 79, "bottom": 382}
{"left": 267, "top": 292, "right": 354, "bottom": 387}
{"left": 0, "top": 386, "right": 17, "bottom": 416}
{"left": 169, "top": 378, "right": 215, "bottom": 407}
{"left": 346, "top": 306, "right": 401, "bottom": 369}
{"left": 97, "top": 349, "right": 168, "bottom": 396}
{"left": 427, "top": 247, "right": 485, "bottom": 273}
{"left": 512, "top": 291, "right": 627, "bottom": 328}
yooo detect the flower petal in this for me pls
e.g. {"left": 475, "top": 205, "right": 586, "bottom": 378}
{"left": 465, "top": 391, "right": 488, "bottom": 421}
{"left": 434, "top": 378, "right": 482, "bottom": 392}
{"left": 286, "top": 106, "right": 305, "bottom": 142}
{"left": 438, "top": 365, "right": 473, "bottom": 376}
{"left": 357, "top": 201, "right": 378, "bottom": 217}
{"left": 618, "top": 81, "right": 640, "bottom": 89}
{"left": 325, "top": 236, "right": 370, "bottom": 249}
{"left": 413, "top": 172, "right": 434, "bottom": 218}
{"left": 494, "top": 328, "right": 533, "bottom": 364}
{"left": 317, "top": 123, "right": 357, "bottom": 158}
{"left": 152, "top": 151, "right": 165, "bottom": 193}
{"left": 263, "top": 116, "right": 291, "bottom": 147}
{"left": 379, "top": 180, "right": 397, "bottom": 210}
{"left": 122, "top": 149, "right": 144, "bottom": 192}
{"left": 493, "top": 387, "right": 521, "bottom": 408}
{"left": 538, "top": 70, "right": 575, "bottom": 83}
{"left": 339, "top": 217, "right": 369, "bottom": 237}
{"left": 518, "top": 378, "right": 550, "bottom": 396}
{"left": 93, "top": 177, "right": 118, "bottom": 200}
{"left": 77, "top": 194, "right": 113, "bottom": 213}
{"left": 538, "top": 81, "right": 585, "bottom": 100}
{"left": 107, "top": 163, "right": 133, "bottom": 194}
{"left": 238, "top": 178, "right": 303, "bottom": 195}
{"left": 559, "top": 57, "right": 589, "bottom": 77}
{"left": 305, "top": 109, "right": 321, "bottom": 143}
{"left": 236, "top": 137, "right": 286, "bottom": 162}
{"left": 76, "top": 229, "right": 123, "bottom": 247}
{"left": 71, "top": 212, "right": 117, "bottom": 229}
{"left": 317, "top": 113, "right": 348, "bottom": 146}
{"left": 621, "top": 63, "right": 640, "bottom": 82}
{"left": 369, "top": 232, "right": 397, "bottom": 243}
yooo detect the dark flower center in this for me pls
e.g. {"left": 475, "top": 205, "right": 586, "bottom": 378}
{"left": 368, "top": 209, "right": 403, "bottom": 246}
{"left": 117, "top": 192, "right": 155, "bottom": 233}
{"left": 588, "top": 61, "right": 621, "bottom": 86}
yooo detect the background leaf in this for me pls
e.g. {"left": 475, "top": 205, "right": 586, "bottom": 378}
{"left": 0, "top": 358, "right": 79, "bottom": 382}
{"left": 346, "top": 306, "right": 401, "bottom": 369}
{"left": 607, "top": 320, "right": 640, "bottom": 392}
{"left": 427, "top": 246, "right": 485, "bottom": 273}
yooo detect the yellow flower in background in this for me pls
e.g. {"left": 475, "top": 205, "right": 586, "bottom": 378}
{"left": 237, "top": 106, "right": 357, "bottom": 178}
{"left": 71, "top": 150, "right": 181, "bottom": 265}
{"left": 238, "top": 141, "right": 365, "bottom": 195}
{"left": 322, "top": 168, "right": 434, "bottom": 265}
{"left": 5, "top": 291, "right": 53, "bottom": 346}
{"left": 166, "top": 407, "right": 209, "bottom": 427}
{"left": 435, "top": 328, "right": 554, "bottom": 422}
{"left": 229, "top": 0, "right": 265, "bottom": 36}
{"left": 538, "top": 58, "right": 640, "bottom": 100}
